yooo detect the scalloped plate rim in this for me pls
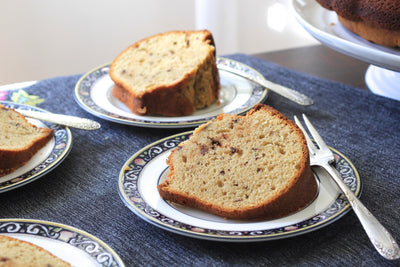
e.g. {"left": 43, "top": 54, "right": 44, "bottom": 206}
{"left": 74, "top": 57, "right": 269, "bottom": 128}
{"left": 118, "top": 131, "right": 362, "bottom": 242}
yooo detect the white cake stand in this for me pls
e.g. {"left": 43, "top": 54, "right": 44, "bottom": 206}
{"left": 366, "top": 66, "right": 400, "bottom": 100}
{"left": 292, "top": 0, "right": 400, "bottom": 101}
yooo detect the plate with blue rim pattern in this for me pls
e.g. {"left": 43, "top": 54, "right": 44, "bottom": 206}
{"left": 0, "top": 218, "right": 124, "bottom": 266}
{"left": 74, "top": 57, "right": 268, "bottom": 128}
{"left": 0, "top": 101, "right": 72, "bottom": 193}
{"left": 118, "top": 131, "right": 361, "bottom": 242}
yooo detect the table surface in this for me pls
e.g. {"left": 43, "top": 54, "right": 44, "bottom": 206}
{"left": 254, "top": 45, "right": 370, "bottom": 91}
{"left": 1, "top": 45, "right": 399, "bottom": 266}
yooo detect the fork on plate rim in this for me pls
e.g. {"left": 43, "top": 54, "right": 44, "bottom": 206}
{"left": 294, "top": 114, "right": 400, "bottom": 260}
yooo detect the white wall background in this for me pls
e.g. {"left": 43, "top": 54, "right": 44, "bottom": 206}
{"left": 0, "top": 0, "right": 317, "bottom": 85}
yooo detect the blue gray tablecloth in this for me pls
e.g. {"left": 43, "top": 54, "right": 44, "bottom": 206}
{"left": 1, "top": 53, "right": 399, "bottom": 266}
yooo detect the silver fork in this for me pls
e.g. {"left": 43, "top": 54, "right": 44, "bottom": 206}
{"left": 294, "top": 114, "right": 400, "bottom": 260}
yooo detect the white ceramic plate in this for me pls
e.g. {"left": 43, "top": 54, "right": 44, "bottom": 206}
{"left": 74, "top": 57, "right": 268, "bottom": 128}
{"left": 0, "top": 219, "right": 124, "bottom": 266}
{"left": 291, "top": 0, "right": 400, "bottom": 72}
{"left": 0, "top": 101, "right": 72, "bottom": 193}
{"left": 118, "top": 131, "right": 361, "bottom": 242}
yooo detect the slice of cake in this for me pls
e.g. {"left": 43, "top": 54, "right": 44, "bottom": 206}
{"left": 158, "top": 104, "right": 318, "bottom": 220}
{"left": 109, "top": 30, "right": 220, "bottom": 116}
{"left": 0, "top": 105, "right": 54, "bottom": 177}
{"left": 0, "top": 235, "right": 71, "bottom": 267}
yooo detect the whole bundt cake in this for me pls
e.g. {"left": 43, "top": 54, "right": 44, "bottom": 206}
{"left": 316, "top": 0, "right": 400, "bottom": 47}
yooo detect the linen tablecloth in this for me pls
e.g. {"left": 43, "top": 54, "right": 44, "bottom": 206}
{"left": 1, "top": 54, "right": 399, "bottom": 266}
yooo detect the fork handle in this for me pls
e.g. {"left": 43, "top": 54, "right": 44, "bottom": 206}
{"left": 320, "top": 162, "right": 400, "bottom": 260}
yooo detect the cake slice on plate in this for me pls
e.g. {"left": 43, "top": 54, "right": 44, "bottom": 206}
{"left": 0, "top": 104, "right": 53, "bottom": 177}
{"left": 0, "top": 235, "right": 71, "bottom": 266}
{"left": 158, "top": 104, "right": 318, "bottom": 220}
{"left": 109, "top": 30, "right": 220, "bottom": 116}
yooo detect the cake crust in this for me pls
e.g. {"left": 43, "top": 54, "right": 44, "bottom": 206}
{"left": 109, "top": 30, "right": 220, "bottom": 116}
{"left": 338, "top": 15, "right": 400, "bottom": 47}
{"left": 316, "top": 0, "right": 400, "bottom": 47}
{"left": 158, "top": 104, "right": 318, "bottom": 220}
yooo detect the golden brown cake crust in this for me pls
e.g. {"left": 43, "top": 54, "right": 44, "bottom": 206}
{"left": 338, "top": 15, "right": 400, "bottom": 47}
{"left": 110, "top": 30, "right": 220, "bottom": 116}
{"left": 0, "top": 105, "right": 54, "bottom": 177}
{"left": 111, "top": 83, "right": 197, "bottom": 116}
{"left": 315, "top": 0, "right": 400, "bottom": 47}
{"left": 158, "top": 104, "right": 318, "bottom": 220}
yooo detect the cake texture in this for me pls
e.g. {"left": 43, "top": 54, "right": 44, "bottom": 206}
{"left": 109, "top": 30, "right": 220, "bottom": 116}
{"left": 315, "top": 0, "right": 400, "bottom": 47}
{"left": 0, "top": 235, "right": 71, "bottom": 267}
{"left": 158, "top": 104, "right": 318, "bottom": 220}
{"left": 0, "top": 105, "right": 54, "bottom": 177}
